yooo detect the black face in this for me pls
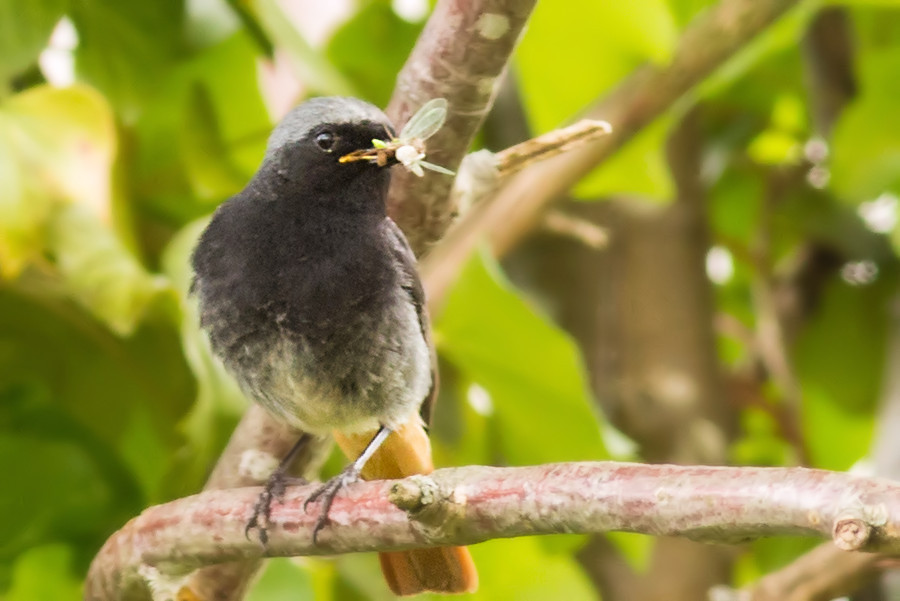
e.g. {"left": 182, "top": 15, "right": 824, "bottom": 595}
{"left": 265, "top": 118, "right": 396, "bottom": 210}
{"left": 303, "top": 119, "right": 393, "bottom": 167}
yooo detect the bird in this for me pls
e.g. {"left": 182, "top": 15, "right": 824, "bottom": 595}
{"left": 190, "top": 96, "right": 477, "bottom": 595}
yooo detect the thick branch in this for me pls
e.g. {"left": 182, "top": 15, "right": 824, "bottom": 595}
{"left": 181, "top": 405, "right": 329, "bottom": 601}
{"left": 421, "top": 0, "right": 802, "bottom": 304}
{"left": 86, "top": 462, "right": 900, "bottom": 599}
{"left": 385, "top": 0, "right": 537, "bottom": 254}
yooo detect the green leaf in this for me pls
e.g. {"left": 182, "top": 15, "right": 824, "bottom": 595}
{"left": 0, "top": 84, "right": 116, "bottom": 276}
{"left": 132, "top": 32, "right": 270, "bottom": 223}
{"left": 516, "top": 0, "right": 677, "bottom": 135}
{"left": 179, "top": 84, "right": 249, "bottom": 202}
{"left": 606, "top": 531, "right": 654, "bottom": 573}
{"left": 747, "top": 129, "right": 802, "bottom": 165}
{"left": 793, "top": 275, "right": 893, "bottom": 470}
{"left": 831, "top": 46, "right": 900, "bottom": 204}
{"left": 0, "top": 0, "right": 67, "bottom": 87}
{"left": 795, "top": 276, "right": 891, "bottom": 414}
{"left": 516, "top": 0, "right": 680, "bottom": 201}
{"left": 435, "top": 252, "right": 607, "bottom": 465}
{"left": 246, "top": 558, "right": 315, "bottom": 601}
{"left": 801, "top": 384, "right": 874, "bottom": 471}
{"left": 5, "top": 544, "right": 82, "bottom": 601}
{"left": 572, "top": 116, "right": 674, "bottom": 200}
{"left": 0, "top": 381, "right": 142, "bottom": 564}
{"left": 326, "top": 1, "right": 422, "bottom": 107}
{"left": 70, "top": 0, "right": 186, "bottom": 118}
{"left": 465, "top": 537, "right": 596, "bottom": 601}
{"left": 0, "top": 280, "right": 194, "bottom": 510}
{"left": 46, "top": 204, "right": 173, "bottom": 336}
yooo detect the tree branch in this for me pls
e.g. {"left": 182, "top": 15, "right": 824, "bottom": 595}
{"left": 421, "top": 0, "right": 803, "bottom": 305}
{"left": 385, "top": 0, "right": 537, "bottom": 255}
{"left": 85, "top": 461, "right": 900, "bottom": 599}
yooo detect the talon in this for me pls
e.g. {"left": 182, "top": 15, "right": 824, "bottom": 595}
{"left": 303, "top": 467, "right": 361, "bottom": 543}
{"left": 246, "top": 471, "right": 303, "bottom": 545}
{"left": 245, "top": 485, "right": 274, "bottom": 545}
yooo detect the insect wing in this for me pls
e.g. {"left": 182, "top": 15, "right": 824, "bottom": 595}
{"left": 419, "top": 160, "right": 455, "bottom": 176}
{"left": 400, "top": 98, "right": 449, "bottom": 141}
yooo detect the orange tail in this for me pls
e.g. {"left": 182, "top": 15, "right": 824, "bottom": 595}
{"left": 333, "top": 418, "right": 478, "bottom": 596}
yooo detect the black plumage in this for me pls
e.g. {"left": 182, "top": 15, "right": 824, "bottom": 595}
{"left": 191, "top": 97, "right": 435, "bottom": 438}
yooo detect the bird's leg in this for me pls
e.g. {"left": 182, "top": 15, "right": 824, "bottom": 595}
{"left": 304, "top": 425, "right": 392, "bottom": 543}
{"left": 246, "top": 433, "right": 313, "bottom": 545}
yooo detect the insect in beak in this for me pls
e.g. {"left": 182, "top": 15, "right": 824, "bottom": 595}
{"left": 338, "top": 98, "right": 455, "bottom": 178}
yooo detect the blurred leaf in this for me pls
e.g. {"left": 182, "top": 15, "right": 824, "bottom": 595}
{"left": 572, "top": 116, "right": 674, "bottom": 200}
{"left": 430, "top": 372, "right": 494, "bottom": 469}
{"left": 795, "top": 276, "right": 891, "bottom": 415}
{"left": 606, "top": 532, "right": 654, "bottom": 573}
{"left": 326, "top": 1, "right": 421, "bottom": 107}
{"left": 133, "top": 32, "right": 270, "bottom": 223}
{"left": 515, "top": 0, "right": 678, "bottom": 201}
{"left": 709, "top": 170, "right": 763, "bottom": 244}
{"left": 668, "top": 0, "right": 718, "bottom": 27}
{"left": 730, "top": 406, "right": 792, "bottom": 466}
{"left": 831, "top": 46, "right": 900, "bottom": 204}
{"left": 334, "top": 553, "right": 392, "bottom": 600}
{"left": 71, "top": 0, "right": 186, "bottom": 119}
{"left": 179, "top": 84, "right": 249, "bottom": 202}
{"left": 0, "top": 282, "right": 194, "bottom": 510}
{"left": 0, "top": 84, "right": 116, "bottom": 276}
{"left": 517, "top": 0, "right": 677, "bottom": 137}
{"left": 465, "top": 537, "right": 596, "bottom": 601}
{"left": 5, "top": 544, "right": 82, "bottom": 601}
{"left": 749, "top": 536, "right": 819, "bottom": 575}
{"left": 46, "top": 204, "right": 173, "bottom": 335}
{"left": 801, "top": 383, "right": 874, "bottom": 471}
{"left": 0, "top": 0, "right": 66, "bottom": 86}
{"left": 746, "top": 93, "right": 808, "bottom": 165}
{"left": 0, "top": 382, "right": 140, "bottom": 565}
{"left": 793, "top": 274, "right": 890, "bottom": 471}
{"left": 436, "top": 252, "right": 606, "bottom": 465}
{"left": 177, "top": 32, "right": 271, "bottom": 173}
{"left": 747, "top": 129, "right": 802, "bottom": 165}
{"left": 245, "top": 558, "right": 315, "bottom": 601}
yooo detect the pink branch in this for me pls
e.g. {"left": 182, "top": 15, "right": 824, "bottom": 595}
{"left": 85, "top": 462, "right": 900, "bottom": 599}
{"left": 385, "top": 0, "right": 537, "bottom": 254}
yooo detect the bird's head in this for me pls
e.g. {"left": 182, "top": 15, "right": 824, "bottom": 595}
{"left": 262, "top": 96, "right": 398, "bottom": 193}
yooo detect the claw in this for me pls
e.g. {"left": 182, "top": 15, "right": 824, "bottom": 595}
{"left": 243, "top": 434, "right": 313, "bottom": 546}
{"left": 303, "top": 467, "right": 361, "bottom": 543}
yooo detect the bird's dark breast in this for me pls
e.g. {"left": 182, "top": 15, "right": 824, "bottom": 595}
{"left": 193, "top": 195, "right": 430, "bottom": 434}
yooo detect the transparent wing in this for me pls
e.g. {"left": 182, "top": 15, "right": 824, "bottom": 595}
{"left": 419, "top": 160, "right": 455, "bottom": 176}
{"left": 399, "top": 98, "right": 449, "bottom": 141}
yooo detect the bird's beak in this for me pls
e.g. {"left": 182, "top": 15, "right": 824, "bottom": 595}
{"left": 339, "top": 144, "right": 399, "bottom": 168}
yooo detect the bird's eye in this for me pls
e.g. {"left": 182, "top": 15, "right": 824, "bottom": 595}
{"left": 315, "top": 131, "right": 336, "bottom": 152}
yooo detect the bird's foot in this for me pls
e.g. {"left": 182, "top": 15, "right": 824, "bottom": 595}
{"left": 303, "top": 464, "right": 362, "bottom": 543}
{"left": 246, "top": 470, "right": 307, "bottom": 546}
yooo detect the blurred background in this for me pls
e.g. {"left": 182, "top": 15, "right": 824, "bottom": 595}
{"left": 3, "top": 0, "right": 900, "bottom": 599}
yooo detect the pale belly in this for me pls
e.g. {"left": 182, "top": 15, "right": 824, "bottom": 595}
{"left": 222, "top": 289, "right": 432, "bottom": 435}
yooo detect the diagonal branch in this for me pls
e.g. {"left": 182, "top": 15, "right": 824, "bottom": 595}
{"left": 85, "top": 461, "right": 900, "bottom": 600}
{"left": 421, "top": 0, "right": 803, "bottom": 305}
{"left": 385, "top": 0, "right": 537, "bottom": 255}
